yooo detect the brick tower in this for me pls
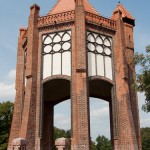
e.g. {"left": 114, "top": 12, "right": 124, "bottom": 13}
{"left": 8, "top": 0, "right": 141, "bottom": 149}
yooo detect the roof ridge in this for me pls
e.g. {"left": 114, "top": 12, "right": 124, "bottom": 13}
{"left": 120, "top": 4, "right": 133, "bottom": 18}
{"left": 48, "top": 0, "right": 61, "bottom": 14}
{"left": 48, "top": 0, "right": 100, "bottom": 15}
{"left": 85, "top": 0, "right": 99, "bottom": 15}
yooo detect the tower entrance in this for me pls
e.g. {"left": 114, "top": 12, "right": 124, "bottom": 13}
{"left": 42, "top": 77, "right": 70, "bottom": 149}
{"left": 8, "top": 0, "right": 141, "bottom": 150}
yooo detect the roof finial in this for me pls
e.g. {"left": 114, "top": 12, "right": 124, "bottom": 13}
{"left": 118, "top": 1, "right": 121, "bottom": 4}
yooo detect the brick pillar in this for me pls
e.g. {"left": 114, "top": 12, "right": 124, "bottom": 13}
{"left": 19, "top": 4, "right": 40, "bottom": 150}
{"left": 123, "top": 22, "right": 142, "bottom": 150}
{"left": 71, "top": 0, "right": 90, "bottom": 149}
{"left": 42, "top": 103, "right": 54, "bottom": 150}
{"left": 113, "top": 11, "right": 139, "bottom": 149}
{"left": 8, "top": 28, "right": 27, "bottom": 150}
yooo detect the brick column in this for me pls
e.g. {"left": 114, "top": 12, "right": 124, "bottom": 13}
{"left": 123, "top": 22, "right": 142, "bottom": 150}
{"left": 71, "top": 0, "right": 90, "bottom": 149}
{"left": 42, "top": 103, "right": 54, "bottom": 150}
{"left": 8, "top": 28, "right": 26, "bottom": 150}
{"left": 19, "top": 4, "right": 40, "bottom": 150}
{"left": 113, "top": 11, "right": 139, "bottom": 149}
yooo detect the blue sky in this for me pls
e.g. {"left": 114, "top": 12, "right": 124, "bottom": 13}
{"left": 0, "top": 0, "right": 150, "bottom": 141}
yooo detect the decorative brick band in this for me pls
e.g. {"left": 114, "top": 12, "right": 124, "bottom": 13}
{"left": 38, "top": 11, "right": 75, "bottom": 27}
{"left": 85, "top": 11, "right": 116, "bottom": 30}
{"left": 76, "top": 69, "right": 86, "bottom": 73}
{"left": 38, "top": 11, "right": 116, "bottom": 31}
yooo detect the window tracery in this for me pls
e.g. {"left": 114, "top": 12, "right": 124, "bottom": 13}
{"left": 87, "top": 31, "right": 113, "bottom": 80}
{"left": 43, "top": 30, "right": 71, "bottom": 79}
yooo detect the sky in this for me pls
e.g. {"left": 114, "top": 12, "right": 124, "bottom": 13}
{"left": 0, "top": 0, "right": 150, "bottom": 141}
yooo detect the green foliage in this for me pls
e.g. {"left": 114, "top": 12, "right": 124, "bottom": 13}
{"left": 54, "top": 130, "right": 111, "bottom": 150}
{"left": 91, "top": 140, "right": 97, "bottom": 150}
{"left": 0, "top": 101, "right": 13, "bottom": 150}
{"left": 1, "top": 101, "right": 149, "bottom": 150}
{"left": 141, "top": 127, "right": 150, "bottom": 150}
{"left": 54, "top": 127, "right": 71, "bottom": 140}
{"left": 134, "top": 45, "right": 150, "bottom": 112}
{"left": 96, "top": 135, "right": 111, "bottom": 150}
{"left": 53, "top": 127, "right": 71, "bottom": 150}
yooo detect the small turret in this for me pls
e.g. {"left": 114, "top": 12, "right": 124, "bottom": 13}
{"left": 111, "top": 3, "right": 135, "bottom": 26}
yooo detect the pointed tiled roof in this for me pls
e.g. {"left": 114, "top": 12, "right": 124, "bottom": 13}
{"left": 112, "top": 3, "right": 134, "bottom": 20}
{"left": 48, "top": 0, "right": 99, "bottom": 15}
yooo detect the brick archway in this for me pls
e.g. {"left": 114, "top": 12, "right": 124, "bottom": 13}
{"left": 89, "top": 76, "right": 115, "bottom": 148}
{"left": 89, "top": 76, "right": 114, "bottom": 101}
{"left": 41, "top": 76, "right": 71, "bottom": 150}
{"left": 43, "top": 75, "right": 71, "bottom": 105}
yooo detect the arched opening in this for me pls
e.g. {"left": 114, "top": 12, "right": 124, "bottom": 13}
{"left": 42, "top": 76, "right": 114, "bottom": 149}
{"left": 43, "top": 76, "right": 71, "bottom": 105}
{"left": 89, "top": 76, "right": 113, "bottom": 101}
{"left": 42, "top": 76, "right": 71, "bottom": 149}
{"left": 89, "top": 76, "right": 114, "bottom": 148}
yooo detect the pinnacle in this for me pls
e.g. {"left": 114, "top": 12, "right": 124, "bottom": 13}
{"left": 113, "top": 3, "right": 134, "bottom": 20}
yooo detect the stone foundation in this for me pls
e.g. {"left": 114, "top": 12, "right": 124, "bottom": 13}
{"left": 11, "top": 138, "right": 27, "bottom": 150}
{"left": 55, "top": 138, "right": 70, "bottom": 150}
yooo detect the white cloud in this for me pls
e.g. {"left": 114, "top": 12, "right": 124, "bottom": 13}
{"left": 90, "top": 100, "right": 111, "bottom": 140}
{"left": 0, "top": 82, "right": 15, "bottom": 102}
{"left": 7, "top": 69, "right": 16, "bottom": 81}
{"left": 54, "top": 114, "right": 71, "bottom": 130}
{"left": 0, "top": 69, "right": 16, "bottom": 102}
{"left": 90, "top": 106, "right": 109, "bottom": 118}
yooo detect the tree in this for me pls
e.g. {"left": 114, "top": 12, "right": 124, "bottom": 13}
{"left": 54, "top": 127, "right": 71, "bottom": 140}
{"left": 96, "top": 135, "right": 111, "bottom": 150}
{"left": 134, "top": 45, "right": 150, "bottom": 112}
{"left": 0, "top": 101, "right": 13, "bottom": 150}
{"left": 91, "top": 140, "right": 97, "bottom": 150}
{"left": 53, "top": 127, "right": 71, "bottom": 150}
{"left": 141, "top": 127, "right": 150, "bottom": 150}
